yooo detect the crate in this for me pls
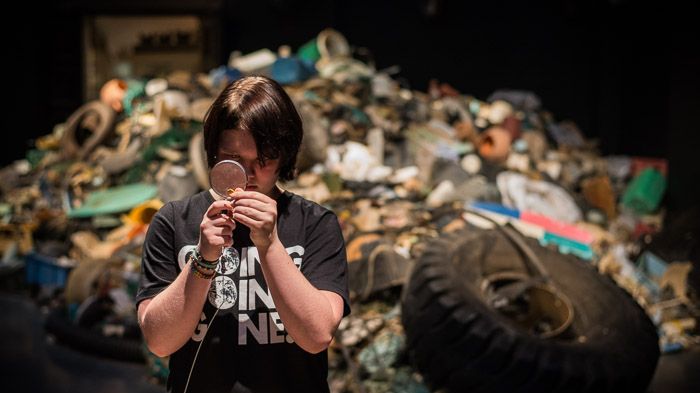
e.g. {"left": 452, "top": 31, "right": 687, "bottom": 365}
{"left": 25, "top": 252, "right": 72, "bottom": 287}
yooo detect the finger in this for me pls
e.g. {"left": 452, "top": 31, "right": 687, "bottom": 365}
{"left": 204, "top": 225, "right": 234, "bottom": 237}
{"left": 206, "top": 200, "right": 235, "bottom": 217}
{"left": 231, "top": 198, "right": 272, "bottom": 212}
{"left": 209, "top": 216, "right": 236, "bottom": 230}
{"left": 230, "top": 191, "right": 273, "bottom": 203}
{"left": 233, "top": 206, "right": 274, "bottom": 223}
{"left": 232, "top": 212, "right": 264, "bottom": 229}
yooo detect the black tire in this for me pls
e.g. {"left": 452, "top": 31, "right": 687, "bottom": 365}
{"left": 45, "top": 308, "right": 145, "bottom": 363}
{"left": 401, "top": 227, "right": 659, "bottom": 393}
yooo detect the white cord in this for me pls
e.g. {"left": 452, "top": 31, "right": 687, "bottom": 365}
{"left": 183, "top": 265, "right": 224, "bottom": 393}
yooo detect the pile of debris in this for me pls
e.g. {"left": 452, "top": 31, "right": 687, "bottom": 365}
{"left": 0, "top": 29, "right": 697, "bottom": 392}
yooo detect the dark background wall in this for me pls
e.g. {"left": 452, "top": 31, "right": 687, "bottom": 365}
{"left": 6, "top": 0, "right": 699, "bottom": 213}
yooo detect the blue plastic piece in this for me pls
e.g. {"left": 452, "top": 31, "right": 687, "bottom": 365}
{"left": 637, "top": 251, "right": 668, "bottom": 279}
{"left": 209, "top": 66, "right": 242, "bottom": 88}
{"left": 470, "top": 202, "right": 520, "bottom": 219}
{"left": 25, "top": 252, "right": 72, "bottom": 287}
{"left": 635, "top": 251, "right": 669, "bottom": 297}
{"left": 271, "top": 56, "right": 314, "bottom": 85}
{"left": 512, "top": 138, "right": 529, "bottom": 153}
{"left": 547, "top": 122, "right": 585, "bottom": 148}
{"left": 661, "top": 342, "right": 684, "bottom": 354}
{"left": 468, "top": 100, "right": 481, "bottom": 116}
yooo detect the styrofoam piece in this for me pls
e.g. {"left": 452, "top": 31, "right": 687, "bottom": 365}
{"left": 230, "top": 49, "right": 277, "bottom": 73}
{"left": 463, "top": 209, "right": 510, "bottom": 227}
{"left": 462, "top": 211, "right": 498, "bottom": 229}
{"left": 509, "top": 219, "right": 546, "bottom": 239}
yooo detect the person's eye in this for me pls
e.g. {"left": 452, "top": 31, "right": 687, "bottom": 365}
{"left": 221, "top": 153, "right": 239, "bottom": 161}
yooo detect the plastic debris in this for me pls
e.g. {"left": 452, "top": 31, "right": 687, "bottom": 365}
{"left": 622, "top": 168, "right": 667, "bottom": 215}
{"left": 1, "top": 28, "right": 696, "bottom": 392}
{"left": 67, "top": 183, "right": 159, "bottom": 218}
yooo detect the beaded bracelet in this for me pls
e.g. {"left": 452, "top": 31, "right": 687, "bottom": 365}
{"left": 195, "top": 258, "right": 219, "bottom": 271}
{"left": 193, "top": 260, "right": 215, "bottom": 273}
{"left": 194, "top": 264, "right": 216, "bottom": 277}
{"left": 190, "top": 247, "right": 219, "bottom": 270}
{"left": 190, "top": 261, "right": 215, "bottom": 280}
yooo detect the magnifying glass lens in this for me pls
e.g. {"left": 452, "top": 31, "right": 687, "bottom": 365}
{"left": 210, "top": 160, "right": 247, "bottom": 200}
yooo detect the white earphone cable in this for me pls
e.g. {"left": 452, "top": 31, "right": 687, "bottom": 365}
{"left": 183, "top": 261, "right": 224, "bottom": 393}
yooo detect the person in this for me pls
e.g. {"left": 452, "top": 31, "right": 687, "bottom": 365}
{"left": 135, "top": 76, "right": 350, "bottom": 393}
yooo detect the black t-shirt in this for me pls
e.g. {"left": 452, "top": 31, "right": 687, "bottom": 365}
{"left": 136, "top": 190, "right": 350, "bottom": 393}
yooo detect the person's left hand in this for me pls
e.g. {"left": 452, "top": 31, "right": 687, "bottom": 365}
{"left": 230, "top": 191, "right": 278, "bottom": 250}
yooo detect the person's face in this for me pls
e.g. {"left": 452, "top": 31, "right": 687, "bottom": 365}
{"left": 215, "top": 129, "right": 280, "bottom": 197}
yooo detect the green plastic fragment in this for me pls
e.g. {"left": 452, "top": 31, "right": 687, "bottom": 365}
{"left": 123, "top": 79, "right": 146, "bottom": 115}
{"left": 26, "top": 149, "right": 48, "bottom": 169}
{"left": 67, "top": 183, "right": 158, "bottom": 218}
{"left": 540, "top": 232, "right": 595, "bottom": 261}
{"left": 622, "top": 168, "right": 666, "bottom": 215}
{"left": 297, "top": 38, "right": 320, "bottom": 63}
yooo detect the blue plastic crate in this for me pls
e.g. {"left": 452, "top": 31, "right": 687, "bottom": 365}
{"left": 25, "top": 252, "right": 72, "bottom": 287}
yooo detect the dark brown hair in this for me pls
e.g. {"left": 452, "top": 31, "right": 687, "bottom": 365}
{"left": 203, "top": 76, "right": 303, "bottom": 181}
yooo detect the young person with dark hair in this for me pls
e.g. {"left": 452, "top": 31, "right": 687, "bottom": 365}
{"left": 136, "top": 76, "right": 350, "bottom": 393}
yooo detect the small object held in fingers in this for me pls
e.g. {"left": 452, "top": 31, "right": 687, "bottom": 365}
{"left": 226, "top": 187, "right": 244, "bottom": 197}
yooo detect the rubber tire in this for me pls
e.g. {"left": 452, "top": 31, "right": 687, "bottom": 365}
{"left": 401, "top": 228, "right": 659, "bottom": 393}
{"left": 45, "top": 308, "right": 145, "bottom": 363}
{"left": 61, "top": 100, "right": 116, "bottom": 160}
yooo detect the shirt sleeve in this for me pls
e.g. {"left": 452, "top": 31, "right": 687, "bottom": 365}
{"left": 300, "top": 209, "right": 351, "bottom": 317}
{"left": 135, "top": 202, "right": 177, "bottom": 307}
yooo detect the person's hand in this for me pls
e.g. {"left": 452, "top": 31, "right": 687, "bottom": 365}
{"left": 230, "top": 191, "right": 278, "bottom": 250}
{"left": 198, "top": 200, "right": 236, "bottom": 261}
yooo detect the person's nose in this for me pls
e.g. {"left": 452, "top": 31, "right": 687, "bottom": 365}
{"left": 240, "top": 160, "right": 255, "bottom": 179}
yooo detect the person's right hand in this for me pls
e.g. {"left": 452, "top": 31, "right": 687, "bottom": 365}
{"left": 198, "top": 200, "right": 236, "bottom": 261}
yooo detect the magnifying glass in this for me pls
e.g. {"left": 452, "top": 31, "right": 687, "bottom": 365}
{"left": 209, "top": 160, "right": 248, "bottom": 200}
